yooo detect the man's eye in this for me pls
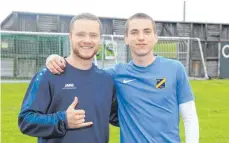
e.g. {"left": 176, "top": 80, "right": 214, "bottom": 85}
{"left": 76, "top": 33, "right": 85, "bottom": 37}
{"left": 131, "top": 31, "right": 138, "bottom": 35}
{"left": 145, "top": 30, "right": 151, "bottom": 34}
{"left": 90, "top": 34, "right": 98, "bottom": 38}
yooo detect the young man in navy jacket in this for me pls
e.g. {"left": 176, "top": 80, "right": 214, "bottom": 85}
{"left": 18, "top": 13, "right": 118, "bottom": 143}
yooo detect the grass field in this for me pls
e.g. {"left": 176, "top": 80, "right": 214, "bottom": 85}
{"left": 1, "top": 79, "right": 229, "bottom": 143}
{"left": 154, "top": 42, "right": 177, "bottom": 58}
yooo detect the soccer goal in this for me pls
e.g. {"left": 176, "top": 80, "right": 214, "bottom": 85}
{"left": 100, "top": 34, "right": 209, "bottom": 80}
{"left": 156, "top": 36, "right": 209, "bottom": 79}
{"left": 1, "top": 31, "right": 69, "bottom": 82}
{"left": 0, "top": 31, "right": 209, "bottom": 83}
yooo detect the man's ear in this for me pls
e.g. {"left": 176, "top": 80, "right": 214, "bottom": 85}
{"left": 124, "top": 35, "right": 128, "bottom": 45}
{"left": 69, "top": 33, "right": 72, "bottom": 40}
{"left": 155, "top": 34, "right": 158, "bottom": 43}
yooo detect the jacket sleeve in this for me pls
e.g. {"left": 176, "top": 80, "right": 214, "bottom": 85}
{"left": 18, "top": 68, "right": 68, "bottom": 138}
{"left": 109, "top": 86, "right": 119, "bottom": 127}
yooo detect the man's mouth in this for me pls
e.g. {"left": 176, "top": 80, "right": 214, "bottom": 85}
{"left": 136, "top": 44, "right": 147, "bottom": 46}
{"left": 80, "top": 46, "right": 93, "bottom": 49}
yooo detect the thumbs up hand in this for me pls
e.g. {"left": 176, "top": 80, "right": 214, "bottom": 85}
{"left": 66, "top": 97, "right": 93, "bottom": 129}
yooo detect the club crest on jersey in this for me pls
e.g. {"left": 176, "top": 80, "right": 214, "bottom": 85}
{"left": 156, "top": 78, "right": 166, "bottom": 89}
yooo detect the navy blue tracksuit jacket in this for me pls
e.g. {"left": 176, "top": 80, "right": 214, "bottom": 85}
{"left": 18, "top": 62, "right": 118, "bottom": 143}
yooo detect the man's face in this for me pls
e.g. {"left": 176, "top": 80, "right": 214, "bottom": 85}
{"left": 69, "top": 19, "right": 100, "bottom": 60}
{"left": 125, "top": 19, "right": 158, "bottom": 57}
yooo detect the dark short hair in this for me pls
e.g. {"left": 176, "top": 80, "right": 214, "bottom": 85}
{"left": 125, "top": 13, "right": 157, "bottom": 36}
{"left": 69, "top": 13, "right": 102, "bottom": 34}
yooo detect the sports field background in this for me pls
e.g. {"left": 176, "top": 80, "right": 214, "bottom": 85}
{"left": 1, "top": 79, "right": 229, "bottom": 143}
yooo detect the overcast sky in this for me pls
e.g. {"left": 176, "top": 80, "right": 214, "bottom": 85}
{"left": 0, "top": 0, "right": 229, "bottom": 24}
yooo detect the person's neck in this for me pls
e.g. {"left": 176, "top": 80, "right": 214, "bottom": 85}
{"left": 66, "top": 54, "right": 93, "bottom": 70}
{"left": 132, "top": 50, "right": 156, "bottom": 67}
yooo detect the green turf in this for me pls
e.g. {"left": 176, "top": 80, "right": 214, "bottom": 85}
{"left": 1, "top": 80, "right": 229, "bottom": 143}
{"left": 154, "top": 43, "right": 177, "bottom": 58}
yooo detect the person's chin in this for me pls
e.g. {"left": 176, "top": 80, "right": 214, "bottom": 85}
{"left": 135, "top": 51, "right": 150, "bottom": 56}
{"left": 79, "top": 53, "right": 95, "bottom": 60}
